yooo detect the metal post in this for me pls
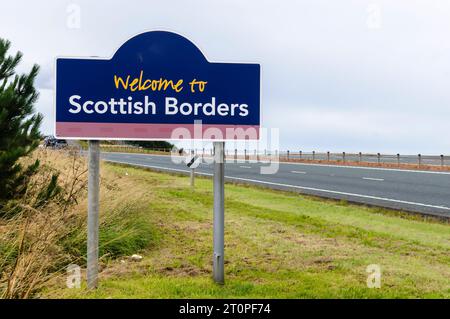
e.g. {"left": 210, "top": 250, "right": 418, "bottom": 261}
{"left": 418, "top": 154, "right": 422, "bottom": 166}
{"left": 327, "top": 151, "right": 330, "bottom": 162}
{"left": 213, "top": 141, "right": 225, "bottom": 284}
{"left": 287, "top": 150, "right": 290, "bottom": 161}
{"left": 441, "top": 155, "right": 444, "bottom": 167}
{"left": 312, "top": 151, "right": 315, "bottom": 161}
{"left": 190, "top": 169, "right": 195, "bottom": 188}
{"left": 87, "top": 140, "right": 100, "bottom": 289}
{"left": 342, "top": 152, "right": 346, "bottom": 163}
{"left": 377, "top": 153, "right": 381, "bottom": 165}
{"left": 190, "top": 149, "right": 195, "bottom": 188}
{"left": 359, "top": 152, "right": 362, "bottom": 162}
{"left": 397, "top": 153, "right": 400, "bottom": 166}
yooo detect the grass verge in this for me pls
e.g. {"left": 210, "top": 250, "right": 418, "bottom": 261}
{"left": 42, "top": 160, "right": 450, "bottom": 298}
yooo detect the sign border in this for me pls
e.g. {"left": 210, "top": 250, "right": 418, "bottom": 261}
{"left": 53, "top": 29, "right": 263, "bottom": 141}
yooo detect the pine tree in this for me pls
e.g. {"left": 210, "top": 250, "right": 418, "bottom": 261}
{"left": 0, "top": 38, "right": 43, "bottom": 210}
{"left": 128, "top": 140, "right": 174, "bottom": 150}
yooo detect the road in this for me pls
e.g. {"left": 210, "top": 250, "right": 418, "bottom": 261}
{"left": 100, "top": 152, "right": 450, "bottom": 217}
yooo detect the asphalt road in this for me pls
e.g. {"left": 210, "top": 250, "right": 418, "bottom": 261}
{"left": 100, "top": 152, "right": 450, "bottom": 217}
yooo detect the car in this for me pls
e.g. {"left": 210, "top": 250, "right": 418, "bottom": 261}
{"left": 43, "top": 136, "right": 67, "bottom": 148}
{"left": 54, "top": 139, "right": 68, "bottom": 148}
{"left": 43, "top": 136, "right": 55, "bottom": 148}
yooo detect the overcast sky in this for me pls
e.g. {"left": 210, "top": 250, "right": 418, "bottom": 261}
{"left": 1, "top": 0, "right": 450, "bottom": 154}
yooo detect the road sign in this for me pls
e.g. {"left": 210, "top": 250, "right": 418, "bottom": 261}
{"left": 186, "top": 155, "right": 201, "bottom": 169}
{"left": 55, "top": 31, "right": 261, "bottom": 141}
{"left": 56, "top": 31, "right": 262, "bottom": 287}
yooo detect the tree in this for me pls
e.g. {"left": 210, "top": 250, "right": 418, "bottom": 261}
{"left": 0, "top": 38, "right": 43, "bottom": 210}
{"left": 128, "top": 140, "right": 174, "bottom": 150}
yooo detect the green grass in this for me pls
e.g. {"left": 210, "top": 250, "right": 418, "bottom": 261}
{"left": 45, "top": 163, "right": 450, "bottom": 298}
{"left": 61, "top": 201, "right": 161, "bottom": 263}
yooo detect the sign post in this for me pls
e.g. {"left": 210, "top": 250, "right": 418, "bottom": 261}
{"left": 87, "top": 140, "right": 100, "bottom": 289}
{"left": 190, "top": 167, "right": 195, "bottom": 188}
{"left": 190, "top": 150, "right": 195, "bottom": 188}
{"left": 213, "top": 141, "right": 225, "bottom": 284}
{"left": 55, "top": 31, "right": 260, "bottom": 287}
{"left": 186, "top": 152, "right": 200, "bottom": 188}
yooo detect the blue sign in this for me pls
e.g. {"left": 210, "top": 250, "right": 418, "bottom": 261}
{"left": 55, "top": 31, "right": 261, "bottom": 140}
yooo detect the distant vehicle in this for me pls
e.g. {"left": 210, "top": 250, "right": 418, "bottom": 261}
{"left": 44, "top": 136, "right": 67, "bottom": 148}
{"left": 54, "top": 139, "right": 68, "bottom": 148}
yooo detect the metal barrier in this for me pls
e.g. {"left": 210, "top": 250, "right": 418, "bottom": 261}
{"left": 79, "top": 144, "right": 449, "bottom": 167}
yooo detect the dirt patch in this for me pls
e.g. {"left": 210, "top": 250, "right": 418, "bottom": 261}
{"left": 156, "top": 263, "right": 209, "bottom": 276}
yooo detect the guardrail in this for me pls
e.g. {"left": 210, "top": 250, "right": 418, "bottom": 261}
{"left": 276, "top": 151, "right": 449, "bottom": 167}
{"left": 79, "top": 144, "right": 173, "bottom": 155}
{"left": 77, "top": 144, "right": 450, "bottom": 168}
{"left": 188, "top": 149, "right": 450, "bottom": 168}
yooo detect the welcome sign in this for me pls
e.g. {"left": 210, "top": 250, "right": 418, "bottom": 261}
{"left": 55, "top": 31, "right": 261, "bottom": 140}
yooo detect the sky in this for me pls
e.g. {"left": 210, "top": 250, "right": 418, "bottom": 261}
{"left": 1, "top": 0, "right": 450, "bottom": 154}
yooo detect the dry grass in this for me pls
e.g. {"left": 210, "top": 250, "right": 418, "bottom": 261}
{"left": 0, "top": 148, "right": 163, "bottom": 299}
{"left": 0, "top": 148, "right": 87, "bottom": 298}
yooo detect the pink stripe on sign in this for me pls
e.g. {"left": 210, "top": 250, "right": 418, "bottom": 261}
{"left": 56, "top": 122, "right": 260, "bottom": 140}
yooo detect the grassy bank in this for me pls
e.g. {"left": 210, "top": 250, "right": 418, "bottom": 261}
{"left": 0, "top": 150, "right": 159, "bottom": 298}
{"left": 42, "top": 158, "right": 450, "bottom": 298}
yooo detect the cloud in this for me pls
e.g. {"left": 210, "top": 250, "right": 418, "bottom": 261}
{"left": 266, "top": 104, "right": 450, "bottom": 154}
{"left": 35, "top": 89, "right": 53, "bottom": 135}
{"left": 2, "top": 0, "right": 450, "bottom": 153}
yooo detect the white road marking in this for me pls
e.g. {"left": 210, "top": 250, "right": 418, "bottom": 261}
{"left": 100, "top": 151, "right": 450, "bottom": 175}
{"left": 362, "top": 177, "right": 384, "bottom": 181}
{"left": 239, "top": 166, "right": 252, "bottom": 169}
{"left": 291, "top": 171, "right": 306, "bottom": 174}
{"left": 103, "top": 159, "right": 450, "bottom": 212}
{"left": 266, "top": 160, "right": 450, "bottom": 175}
{"left": 224, "top": 176, "right": 450, "bottom": 211}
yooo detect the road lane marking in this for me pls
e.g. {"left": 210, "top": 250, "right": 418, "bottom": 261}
{"left": 224, "top": 176, "right": 450, "bottom": 211}
{"left": 103, "top": 159, "right": 450, "bottom": 212}
{"left": 273, "top": 161, "right": 450, "bottom": 175}
{"left": 291, "top": 171, "right": 306, "bottom": 174}
{"left": 362, "top": 177, "right": 384, "bottom": 181}
{"left": 99, "top": 152, "right": 450, "bottom": 175}
{"left": 239, "top": 166, "right": 252, "bottom": 169}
